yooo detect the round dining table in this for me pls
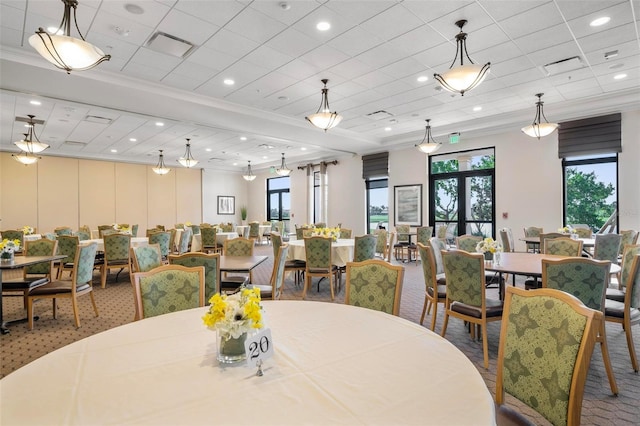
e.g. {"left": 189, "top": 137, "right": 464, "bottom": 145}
{"left": 0, "top": 301, "right": 495, "bottom": 425}
{"left": 288, "top": 238, "right": 355, "bottom": 267}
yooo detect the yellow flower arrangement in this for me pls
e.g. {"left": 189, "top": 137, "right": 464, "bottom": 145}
{"left": 475, "top": 237, "right": 502, "bottom": 254}
{"left": 312, "top": 227, "right": 340, "bottom": 241}
{"left": 202, "top": 287, "right": 263, "bottom": 339}
{"left": 22, "top": 225, "right": 34, "bottom": 235}
{"left": 0, "top": 238, "right": 21, "bottom": 254}
{"left": 557, "top": 226, "right": 574, "bottom": 234}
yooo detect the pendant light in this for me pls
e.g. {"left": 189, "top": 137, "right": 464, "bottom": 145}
{"left": 521, "top": 93, "right": 559, "bottom": 139}
{"left": 242, "top": 161, "right": 256, "bottom": 181}
{"left": 415, "top": 119, "right": 442, "bottom": 154}
{"left": 276, "top": 153, "right": 291, "bottom": 176}
{"left": 14, "top": 115, "right": 49, "bottom": 153}
{"left": 13, "top": 133, "right": 42, "bottom": 165}
{"left": 152, "top": 150, "right": 171, "bottom": 175}
{"left": 28, "top": 0, "right": 111, "bottom": 74}
{"left": 305, "top": 79, "right": 343, "bottom": 131}
{"left": 434, "top": 20, "right": 490, "bottom": 96}
{"left": 177, "top": 138, "right": 198, "bottom": 168}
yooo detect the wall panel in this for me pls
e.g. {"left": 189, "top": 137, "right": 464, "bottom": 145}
{"left": 79, "top": 160, "right": 115, "bottom": 230}
{"left": 147, "top": 168, "right": 177, "bottom": 229}
{"left": 0, "top": 153, "right": 38, "bottom": 231}
{"left": 115, "top": 163, "right": 148, "bottom": 234}
{"left": 176, "top": 168, "right": 202, "bottom": 225}
{"left": 38, "top": 157, "right": 78, "bottom": 232}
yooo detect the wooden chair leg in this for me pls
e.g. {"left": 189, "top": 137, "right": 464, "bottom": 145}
{"left": 482, "top": 321, "right": 489, "bottom": 369}
{"left": 71, "top": 296, "right": 80, "bottom": 329}
{"left": 420, "top": 296, "right": 429, "bottom": 325}
{"left": 430, "top": 302, "right": 438, "bottom": 332}
{"left": 598, "top": 320, "right": 618, "bottom": 395}
{"left": 302, "top": 274, "right": 310, "bottom": 300}
{"left": 440, "top": 310, "right": 449, "bottom": 338}
{"left": 90, "top": 291, "right": 99, "bottom": 317}
{"left": 329, "top": 275, "right": 335, "bottom": 301}
{"left": 623, "top": 318, "right": 639, "bottom": 372}
{"left": 100, "top": 266, "right": 107, "bottom": 288}
{"left": 27, "top": 297, "right": 35, "bottom": 330}
{"left": 52, "top": 298, "right": 57, "bottom": 319}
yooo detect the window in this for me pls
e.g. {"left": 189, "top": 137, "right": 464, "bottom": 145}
{"left": 562, "top": 154, "right": 618, "bottom": 233}
{"left": 429, "top": 148, "right": 495, "bottom": 243}
{"left": 313, "top": 171, "right": 320, "bottom": 223}
{"left": 366, "top": 178, "right": 388, "bottom": 233}
{"left": 267, "top": 177, "right": 291, "bottom": 233}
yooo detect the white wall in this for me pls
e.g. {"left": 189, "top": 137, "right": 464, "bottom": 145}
{"left": 619, "top": 110, "right": 640, "bottom": 231}
{"left": 201, "top": 169, "right": 249, "bottom": 225}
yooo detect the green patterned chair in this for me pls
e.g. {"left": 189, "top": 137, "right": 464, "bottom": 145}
{"left": 101, "top": 229, "right": 118, "bottom": 237}
{"left": 175, "top": 223, "right": 185, "bottom": 230}
{"left": 249, "top": 244, "right": 289, "bottom": 300}
{"left": 149, "top": 231, "right": 171, "bottom": 260}
{"left": 221, "top": 223, "right": 234, "bottom": 232}
{"left": 593, "top": 233, "right": 621, "bottom": 263}
{"left": 339, "top": 228, "right": 353, "bottom": 239}
{"left": 54, "top": 226, "right": 73, "bottom": 236}
{"left": 393, "top": 224, "right": 411, "bottom": 261}
{"left": 131, "top": 244, "right": 163, "bottom": 273}
{"left": 455, "top": 234, "right": 482, "bottom": 252}
{"left": 222, "top": 237, "right": 254, "bottom": 288}
{"left": 605, "top": 252, "right": 640, "bottom": 372}
{"left": 418, "top": 243, "right": 446, "bottom": 331}
{"left": 74, "top": 230, "right": 91, "bottom": 241}
{"left": 1, "top": 230, "right": 24, "bottom": 253}
{"left": 542, "top": 257, "right": 618, "bottom": 395}
{"left": 302, "top": 236, "right": 339, "bottom": 301}
{"left": 3, "top": 238, "right": 58, "bottom": 308}
{"left": 543, "top": 237, "right": 583, "bottom": 257}
{"left": 572, "top": 226, "right": 592, "bottom": 238}
{"left": 606, "top": 244, "right": 640, "bottom": 303}
{"left": 169, "top": 252, "right": 220, "bottom": 302}
{"left": 499, "top": 228, "right": 515, "bottom": 252}
{"left": 190, "top": 224, "right": 200, "bottom": 235}
{"left": 98, "top": 225, "right": 114, "bottom": 238}
{"left": 200, "top": 226, "right": 221, "bottom": 254}
{"left": 496, "top": 287, "right": 601, "bottom": 426}
{"left": 271, "top": 232, "right": 305, "bottom": 287}
{"left": 131, "top": 224, "right": 139, "bottom": 237}
{"left": 56, "top": 235, "right": 79, "bottom": 279}
{"left": 441, "top": 249, "right": 503, "bottom": 369}
{"left": 374, "top": 229, "right": 388, "bottom": 259}
{"left": 523, "top": 226, "right": 543, "bottom": 253}
{"left": 407, "top": 226, "right": 433, "bottom": 261}
{"left": 353, "top": 234, "right": 377, "bottom": 262}
{"left": 132, "top": 264, "right": 205, "bottom": 319}
{"left": 345, "top": 259, "right": 404, "bottom": 316}
{"left": 178, "top": 226, "right": 192, "bottom": 254}
{"left": 100, "top": 233, "right": 132, "bottom": 288}
{"left": 618, "top": 230, "right": 639, "bottom": 256}
{"left": 26, "top": 242, "right": 100, "bottom": 330}
{"left": 248, "top": 222, "right": 261, "bottom": 245}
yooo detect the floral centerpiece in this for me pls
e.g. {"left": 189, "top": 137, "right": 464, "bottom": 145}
{"left": 203, "top": 287, "right": 263, "bottom": 364}
{"left": 312, "top": 227, "right": 341, "bottom": 241}
{"left": 475, "top": 237, "right": 502, "bottom": 261}
{"left": 1, "top": 238, "right": 21, "bottom": 261}
{"left": 185, "top": 221, "right": 192, "bottom": 227}
{"left": 22, "top": 225, "right": 34, "bottom": 235}
{"left": 557, "top": 226, "right": 574, "bottom": 234}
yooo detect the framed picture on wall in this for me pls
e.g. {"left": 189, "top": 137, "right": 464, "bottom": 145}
{"left": 394, "top": 184, "right": 422, "bottom": 226}
{"left": 217, "top": 196, "right": 235, "bottom": 215}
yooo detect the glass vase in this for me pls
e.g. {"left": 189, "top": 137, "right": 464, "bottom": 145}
{"left": 217, "top": 332, "right": 247, "bottom": 364}
{"left": 1, "top": 252, "right": 14, "bottom": 263}
{"left": 483, "top": 251, "right": 493, "bottom": 262}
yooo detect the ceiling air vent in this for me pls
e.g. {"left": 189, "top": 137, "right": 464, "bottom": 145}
{"left": 146, "top": 32, "right": 195, "bottom": 58}
{"left": 63, "top": 141, "right": 88, "bottom": 149}
{"left": 366, "top": 110, "right": 394, "bottom": 120}
{"left": 84, "top": 115, "right": 113, "bottom": 125}
{"left": 542, "top": 56, "right": 583, "bottom": 76}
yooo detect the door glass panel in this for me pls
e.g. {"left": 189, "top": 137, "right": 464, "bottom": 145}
{"left": 465, "top": 175, "right": 493, "bottom": 237}
{"left": 281, "top": 192, "right": 291, "bottom": 233}
{"left": 269, "top": 194, "right": 280, "bottom": 220}
{"left": 367, "top": 182, "right": 388, "bottom": 233}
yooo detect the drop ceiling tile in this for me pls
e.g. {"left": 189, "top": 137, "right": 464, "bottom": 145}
{"left": 331, "top": 80, "right": 368, "bottom": 98}
{"left": 84, "top": 32, "right": 140, "bottom": 62}
{"left": 299, "top": 44, "right": 351, "bottom": 70}
{"left": 352, "top": 70, "right": 395, "bottom": 90}
{"left": 497, "top": 67, "right": 547, "bottom": 88}
{"left": 97, "top": 1, "right": 171, "bottom": 28}
{"left": 576, "top": 23, "right": 638, "bottom": 54}
{"left": 326, "top": 26, "right": 384, "bottom": 57}
{"left": 249, "top": 0, "right": 321, "bottom": 26}
{"left": 402, "top": 1, "right": 468, "bottom": 24}
{"left": 555, "top": 77, "right": 603, "bottom": 98}
{"left": 202, "top": 27, "right": 259, "bottom": 57}
{"left": 1, "top": 3, "right": 25, "bottom": 31}
{"left": 265, "top": 27, "right": 321, "bottom": 58}
{"left": 358, "top": 3, "right": 424, "bottom": 41}
{"left": 479, "top": 0, "right": 545, "bottom": 21}
{"left": 168, "top": 60, "right": 219, "bottom": 81}
{"left": 2, "top": 1, "right": 26, "bottom": 11}
{"left": 186, "top": 46, "right": 237, "bottom": 71}
{"left": 243, "top": 45, "right": 294, "bottom": 70}
{"left": 0, "top": 27, "right": 23, "bottom": 48}
{"left": 236, "top": 71, "right": 293, "bottom": 98}
{"left": 555, "top": 0, "right": 626, "bottom": 20}
{"left": 380, "top": 57, "right": 430, "bottom": 80}
{"left": 162, "top": 73, "right": 209, "bottom": 91}
{"left": 566, "top": 2, "right": 633, "bottom": 39}
{"left": 89, "top": 9, "right": 155, "bottom": 46}
{"left": 373, "top": 80, "right": 416, "bottom": 98}
{"left": 498, "top": 2, "right": 564, "bottom": 40}
{"left": 526, "top": 41, "right": 583, "bottom": 67}
{"left": 427, "top": 2, "right": 495, "bottom": 36}
{"left": 121, "top": 62, "right": 169, "bottom": 81}
{"left": 129, "top": 47, "right": 182, "bottom": 71}
{"left": 156, "top": 8, "right": 220, "bottom": 46}
{"left": 413, "top": 42, "right": 456, "bottom": 70}
{"left": 583, "top": 40, "right": 639, "bottom": 65}
{"left": 475, "top": 42, "right": 523, "bottom": 64}
{"left": 327, "top": 58, "right": 371, "bottom": 80}
{"left": 324, "top": 1, "right": 397, "bottom": 24}
{"left": 224, "top": 6, "right": 287, "bottom": 44}
{"left": 514, "top": 23, "right": 573, "bottom": 54}
{"left": 354, "top": 42, "right": 408, "bottom": 69}
{"left": 174, "top": 0, "right": 247, "bottom": 27}
{"left": 290, "top": 4, "right": 358, "bottom": 42}
{"left": 277, "top": 59, "right": 319, "bottom": 80}
{"left": 491, "top": 56, "right": 537, "bottom": 77}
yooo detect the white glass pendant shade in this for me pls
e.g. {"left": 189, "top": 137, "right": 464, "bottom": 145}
{"left": 435, "top": 63, "right": 490, "bottom": 95}
{"left": 276, "top": 153, "right": 291, "bottom": 176}
{"left": 152, "top": 150, "right": 171, "bottom": 175}
{"left": 15, "top": 138, "right": 49, "bottom": 153}
{"left": 13, "top": 152, "right": 40, "bottom": 165}
{"left": 178, "top": 139, "right": 198, "bottom": 168}
{"left": 305, "top": 79, "right": 342, "bottom": 131}
{"left": 243, "top": 161, "right": 257, "bottom": 181}
{"left": 29, "top": 33, "right": 109, "bottom": 72}
{"left": 521, "top": 122, "right": 559, "bottom": 138}
{"left": 415, "top": 119, "right": 442, "bottom": 155}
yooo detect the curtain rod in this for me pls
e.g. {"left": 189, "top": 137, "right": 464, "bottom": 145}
{"left": 296, "top": 160, "right": 338, "bottom": 170}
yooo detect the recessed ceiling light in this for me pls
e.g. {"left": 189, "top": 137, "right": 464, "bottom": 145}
{"left": 590, "top": 16, "right": 610, "bottom": 27}
{"left": 263, "top": 155, "right": 268, "bottom": 159}
{"left": 301, "top": 147, "right": 307, "bottom": 151}
{"left": 206, "top": 148, "right": 212, "bottom": 152}
{"left": 30, "top": 100, "right": 41, "bottom": 105}
{"left": 124, "top": 3, "right": 144, "bottom": 14}
{"left": 613, "top": 73, "right": 627, "bottom": 80}
{"left": 417, "top": 75, "right": 428, "bottom": 82}
{"left": 384, "top": 127, "right": 392, "bottom": 131}
{"left": 223, "top": 79, "right": 235, "bottom": 85}
{"left": 129, "top": 138, "right": 137, "bottom": 142}
{"left": 316, "top": 21, "right": 331, "bottom": 31}
{"left": 233, "top": 162, "right": 238, "bottom": 166}
{"left": 608, "top": 63, "right": 624, "bottom": 70}
{"left": 473, "top": 106, "right": 482, "bottom": 112}
{"left": 240, "top": 136, "right": 247, "bottom": 141}
{"left": 277, "top": 96, "right": 289, "bottom": 101}
{"left": 111, "top": 149, "right": 118, "bottom": 153}
{"left": 155, "top": 121, "right": 164, "bottom": 126}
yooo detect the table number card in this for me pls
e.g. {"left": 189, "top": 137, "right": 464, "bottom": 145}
{"left": 244, "top": 328, "right": 274, "bottom": 368}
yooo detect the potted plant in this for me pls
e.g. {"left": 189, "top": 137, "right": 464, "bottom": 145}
{"left": 240, "top": 206, "right": 248, "bottom": 225}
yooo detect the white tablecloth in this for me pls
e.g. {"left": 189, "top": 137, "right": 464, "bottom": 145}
{"left": 190, "top": 232, "right": 239, "bottom": 252}
{"left": 236, "top": 224, "right": 271, "bottom": 238}
{"left": 82, "top": 237, "right": 149, "bottom": 252}
{"left": 0, "top": 301, "right": 495, "bottom": 425}
{"left": 23, "top": 234, "right": 42, "bottom": 242}
{"left": 288, "top": 238, "right": 355, "bottom": 267}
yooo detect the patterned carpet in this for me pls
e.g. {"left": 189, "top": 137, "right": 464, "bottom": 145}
{"left": 1, "top": 244, "right": 638, "bottom": 425}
